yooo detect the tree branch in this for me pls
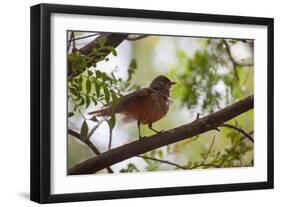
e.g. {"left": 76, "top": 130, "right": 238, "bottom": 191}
{"left": 67, "top": 34, "right": 98, "bottom": 43}
{"left": 68, "top": 129, "right": 114, "bottom": 173}
{"left": 68, "top": 33, "right": 128, "bottom": 79}
{"left": 78, "top": 33, "right": 127, "bottom": 55}
{"left": 135, "top": 155, "right": 220, "bottom": 170}
{"left": 137, "top": 136, "right": 217, "bottom": 170}
{"left": 108, "top": 128, "right": 113, "bottom": 150}
{"left": 68, "top": 95, "right": 253, "bottom": 175}
{"left": 220, "top": 123, "right": 254, "bottom": 143}
{"left": 136, "top": 155, "right": 187, "bottom": 170}
{"left": 241, "top": 131, "right": 253, "bottom": 141}
{"left": 87, "top": 120, "right": 103, "bottom": 141}
{"left": 189, "top": 163, "right": 220, "bottom": 169}
{"left": 222, "top": 39, "right": 253, "bottom": 80}
{"left": 222, "top": 39, "right": 240, "bottom": 80}
{"left": 67, "top": 32, "right": 74, "bottom": 54}
{"left": 202, "top": 136, "right": 216, "bottom": 163}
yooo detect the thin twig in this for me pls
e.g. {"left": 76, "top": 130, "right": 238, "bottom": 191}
{"left": 87, "top": 120, "right": 103, "bottom": 140}
{"left": 137, "top": 155, "right": 187, "bottom": 170}
{"left": 202, "top": 136, "right": 216, "bottom": 163}
{"left": 220, "top": 123, "right": 254, "bottom": 143}
{"left": 222, "top": 39, "right": 253, "bottom": 77}
{"left": 189, "top": 163, "right": 220, "bottom": 169}
{"left": 219, "top": 139, "right": 240, "bottom": 167}
{"left": 243, "top": 67, "right": 251, "bottom": 85}
{"left": 137, "top": 155, "right": 219, "bottom": 170}
{"left": 68, "top": 129, "right": 114, "bottom": 173}
{"left": 222, "top": 39, "right": 240, "bottom": 80}
{"left": 72, "top": 33, "right": 77, "bottom": 52}
{"left": 241, "top": 131, "right": 254, "bottom": 141}
{"left": 68, "top": 129, "right": 101, "bottom": 155}
{"left": 67, "top": 32, "right": 74, "bottom": 53}
{"left": 67, "top": 34, "right": 98, "bottom": 43}
{"left": 108, "top": 128, "right": 113, "bottom": 150}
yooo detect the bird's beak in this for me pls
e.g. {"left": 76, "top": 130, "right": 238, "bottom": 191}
{"left": 170, "top": 81, "right": 176, "bottom": 85}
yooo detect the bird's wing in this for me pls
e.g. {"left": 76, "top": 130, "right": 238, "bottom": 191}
{"left": 113, "top": 88, "right": 155, "bottom": 113}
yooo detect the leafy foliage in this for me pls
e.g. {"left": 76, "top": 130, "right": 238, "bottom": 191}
{"left": 67, "top": 33, "right": 254, "bottom": 173}
{"left": 67, "top": 35, "right": 140, "bottom": 153}
{"left": 68, "top": 59, "right": 139, "bottom": 116}
{"left": 167, "top": 39, "right": 250, "bottom": 113}
{"left": 143, "top": 149, "right": 164, "bottom": 171}
{"left": 68, "top": 36, "right": 118, "bottom": 77}
{"left": 120, "top": 163, "right": 140, "bottom": 173}
{"left": 127, "top": 58, "right": 138, "bottom": 82}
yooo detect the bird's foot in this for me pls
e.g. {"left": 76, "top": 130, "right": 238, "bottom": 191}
{"left": 139, "top": 135, "right": 147, "bottom": 141}
{"left": 152, "top": 129, "right": 164, "bottom": 134}
{"left": 148, "top": 124, "right": 164, "bottom": 134}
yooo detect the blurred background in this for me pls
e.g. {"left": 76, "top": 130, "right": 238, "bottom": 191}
{"left": 67, "top": 32, "right": 254, "bottom": 174}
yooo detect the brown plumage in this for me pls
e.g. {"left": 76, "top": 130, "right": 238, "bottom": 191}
{"left": 88, "top": 75, "right": 176, "bottom": 139}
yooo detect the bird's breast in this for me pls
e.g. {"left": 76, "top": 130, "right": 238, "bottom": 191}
{"left": 122, "top": 92, "right": 170, "bottom": 124}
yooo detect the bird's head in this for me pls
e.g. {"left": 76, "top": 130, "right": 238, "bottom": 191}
{"left": 150, "top": 75, "right": 176, "bottom": 91}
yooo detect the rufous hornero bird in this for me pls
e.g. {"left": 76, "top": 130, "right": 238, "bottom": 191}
{"left": 88, "top": 75, "right": 176, "bottom": 140}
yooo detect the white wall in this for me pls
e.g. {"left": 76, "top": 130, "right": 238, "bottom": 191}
{"left": 0, "top": 0, "right": 279, "bottom": 206}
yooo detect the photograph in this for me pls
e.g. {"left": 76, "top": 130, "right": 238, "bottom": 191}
{"left": 30, "top": 3, "right": 274, "bottom": 203}
{"left": 67, "top": 31, "right": 254, "bottom": 175}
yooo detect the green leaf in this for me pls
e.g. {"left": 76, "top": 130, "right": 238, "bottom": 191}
{"left": 111, "top": 92, "right": 118, "bottom": 101}
{"left": 95, "top": 82, "right": 101, "bottom": 97}
{"left": 95, "top": 56, "right": 105, "bottom": 62}
{"left": 112, "top": 49, "right": 117, "bottom": 56}
{"left": 127, "top": 58, "right": 138, "bottom": 81}
{"left": 107, "top": 115, "right": 116, "bottom": 130}
{"left": 90, "top": 116, "right": 98, "bottom": 122}
{"left": 87, "top": 70, "right": 93, "bottom": 76}
{"left": 90, "top": 96, "right": 98, "bottom": 105}
{"left": 96, "top": 71, "right": 102, "bottom": 79}
{"left": 103, "top": 84, "right": 110, "bottom": 103}
{"left": 120, "top": 163, "right": 139, "bottom": 173}
{"left": 69, "top": 87, "right": 78, "bottom": 96}
{"left": 86, "top": 78, "right": 91, "bottom": 94}
{"left": 68, "top": 112, "right": 74, "bottom": 117}
{"left": 98, "top": 36, "right": 107, "bottom": 47}
{"left": 103, "top": 46, "right": 115, "bottom": 51}
{"left": 78, "top": 76, "right": 83, "bottom": 90}
{"left": 80, "top": 121, "right": 88, "bottom": 140}
{"left": 79, "top": 97, "right": 85, "bottom": 106}
{"left": 85, "top": 96, "right": 91, "bottom": 108}
{"left": 157, "top": 150, "right": 163, "bottom": 159}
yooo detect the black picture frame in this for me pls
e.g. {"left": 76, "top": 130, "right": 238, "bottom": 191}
{"left": 30, "top": 3, "right": 274, "bottom": 203}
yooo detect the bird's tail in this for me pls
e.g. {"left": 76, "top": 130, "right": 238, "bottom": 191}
{"left": 88, "top": 107, "right": 112, "bottom": 117}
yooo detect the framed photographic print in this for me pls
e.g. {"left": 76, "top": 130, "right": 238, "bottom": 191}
{"left": 30, "top": 3, "right": 274, "bottom": 203}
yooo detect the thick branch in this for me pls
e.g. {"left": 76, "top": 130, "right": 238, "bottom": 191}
{"left": 78, "top": 33, "right": 127, "bottom": 55}
{"left": 68, "top": 95, "right": 253, "bottom": 175}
